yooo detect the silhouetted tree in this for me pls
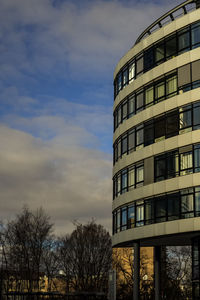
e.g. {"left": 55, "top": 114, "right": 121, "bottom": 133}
{"left": 1, "top": 207, "right": 54, "bottom": 293}
{"left": 58, "top": 221, "right": 112, "bottom": 294}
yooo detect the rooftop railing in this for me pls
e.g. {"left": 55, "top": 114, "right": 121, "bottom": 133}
{"left": 135, "top": 0, "right": 199, "bottom": 45}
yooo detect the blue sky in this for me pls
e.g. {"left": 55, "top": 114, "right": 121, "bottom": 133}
{"left": 0, "top": 0, "right": 182, "bottom": 234}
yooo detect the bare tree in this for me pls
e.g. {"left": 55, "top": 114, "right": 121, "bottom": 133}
{"left": 58, "top": 221, "right": 112, "bottom": 294}
{"left": 161, "top": 246, "right": 192, "bottom": 299}
{"left": 2, "top": 207, "right": 53, "bottom": 293}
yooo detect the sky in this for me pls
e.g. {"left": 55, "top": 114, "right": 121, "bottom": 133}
{"left": 0, "top": 0, "right": 183, "bottom": 235}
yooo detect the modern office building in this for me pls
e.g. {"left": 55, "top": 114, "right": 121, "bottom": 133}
{"left": 112, "top": 0, "right": 200, "bottom": 298}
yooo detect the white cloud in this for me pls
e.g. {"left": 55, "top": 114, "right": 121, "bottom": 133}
{"left": 0, "top": 125, "right": 112, "bottom": 234}
{"left": 0, "top": 0, "right": 183, "bottom": 82}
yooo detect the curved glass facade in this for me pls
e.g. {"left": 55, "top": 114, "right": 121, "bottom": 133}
{"left": 114, "top": 20, "right": 200, "bottom": 99}
{"left": 113, "top": 2, "right": 200, "bottom": 298}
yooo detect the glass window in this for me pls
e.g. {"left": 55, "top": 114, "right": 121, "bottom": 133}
{"left": 168, "top": 193, "right": 179, "bottom": 220}
{"left": 181, "top": 193, "right": 194, "bottom": 218}
{"left": 123, "top": 69, "right": 128, "bottom": 86}
{"left": 122, "top": 102, "right": 127, "bottom": 120}
{"left": 155, "top": 196, "right": 167, "bottom": 222}
{"left": 144, "top": 121, "right": 154, "bottom": 146}
{"left": 121, "top": 208, "right": 127, "bottom": 230}
{"left": 180, "top": 151, "right": 193, "bottom": 175}
{"left": 191, "top": 22, "right": 200, "bottom": 48}
{"left": 195, "top": 191, "right": 200, "bottom": 216}
{"left": 129, "top": 61, "right": 135, "bottom": 83}
{"left": 136, "top": 202, "right": 144, "bottom": 226}
{"left": 179, "top": 105, "right": 192, "bottom": 133}
{"left": 122, "top": 170, "right": 128, "bottom": 193}
{"left": 155, "top": 155, "right": 166, "bottom": 181}
{"left": 122, "top": 135, "right": 127, "bottom": 155}
{"left": 136, "top": 55, "right": 143, "bottom": 75}
{"left": 128, "top": 205, "right": 135, "bottom": 228}
{"left": 128, "top": 95, "right": 135, "bottom": 118}
{"left": 144, "top": 47, "right": 154, "bottom": 71}
{"left": 178, "top": 28, "right": 190, "bottom": 53}
{"left": 128, "top": 129, "right": 135, "bottom": 152}
{"left": 117, "top": 140, "right": 121, "bottom": 158}
{"left": 166, "top": 75, "right": 177, "bottom": 97}
{"left": 136, "top": 164, "right": 144, "bottom": 186}
{"left": 154, "top": 116, "right": 165, "bottom": 141}
{"left": 166, "top": 111, "right": 179, "bottom": 138}
{"left": 117, "top": 210, "right": 121, "bottom": 232}
{"left": 114, "top": 143, "right": 118, "bottom": 163}
{"left": 193, "top": 103, "right": 200, "bottom": 129}
{"left": 117, "top": 73, "right": 122, "bottom": 92}
{"left": 136, "top": 91, "right": 144, "bottom": 112}
{"left": 155, "top": 43, "right": 164, "bottom": 63}
{"left": 118, "top": 106, "right": 121, "bottom": 125}
{"left": 194, "top": 145, "right": 200, "bottom": 173}
{"left": 136, "top": 125, "right": 144, "bottom": 148}
{"left": 155, "top": 80, "right": 165, "bottom": 102}
{"left": 114, "top": 112, "right": 118, "bottom": 130}
{"left": 165, "top": 35, "right": 177, "bottom": 59}
{"left": 117, "top": 174, "right": 121, "bottom": 196}
{"left": 128, "top": 167, "right": 135, "bottom": 190}
{"left": 145, "top": 86, "right": 154, "bottom": 106}
{"left": 167, "top": 151, "right": 179, "bottom": 179}
{"left": 145, "top": 199, "right": 154, "bottom": 224}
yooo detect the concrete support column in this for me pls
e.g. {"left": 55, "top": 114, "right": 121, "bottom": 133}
{"left": 133, "top": 242, "right": 140, "bottom": 300}
{"left": 154, "top": 246, "right": 161, "bottom": 300}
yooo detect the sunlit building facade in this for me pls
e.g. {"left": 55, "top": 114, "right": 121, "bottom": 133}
{"left": 112, "top": 0, "right": 200, "bottom": 298}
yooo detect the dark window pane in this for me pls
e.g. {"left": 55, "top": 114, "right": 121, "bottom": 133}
{"left": 181, "top": 194, "right": 194, "bottom": 218}
{"left": 154, "top": 116, "right": 165, "bottom": 141}
{"left": 193, "top": 103, "right": 200, "bottom": 129}
{"left": 168, "top": 193, "right": 179, "bottom": 220}
{"left": 136, "top": 125, "right": 144, "bottom": 147}
{"left": 121, "top": 208, "right": 127, "bottom": 229}
{"left": 195, "top": 192, "right": 200, "bottom": 214}
{"left": 166, "top": 36, "right": 177, "bottom": 58}
{"left": 128, "top": 95, "right": 135, "bottom": 117}
{"left": 122, "top": 135, "right": 127, "bottom": 154}
{"left": 144, "top": 47, "right": 154, "bottom": 71}
{"left": 122, "top": 102, "right": 127, "bottom": 120}
{"left": 155, "top": 155, "right": 166, "bottom": 181}
{"left": 117, "top": 73, "right": 122, "bottom": 92}
{"left": 128, "top": 205, "right": 135, "bottom": 228}
{"left": 136, "top": 91, "right": 144, "bottom": 112}
{"left": 122, "top": 170, "right": 128, "bottom": 193}
{"left": 155, "top": 43, "right": 165, "bottom": 63}
{"left": 145, "top": 200, "right": 154, "bottom": 224}
{"left": 191, "top": 22, "right": 200, "bottom": 48}
{"left": 178, "top": 29, "right": 190, "bottom": 53}
{"left": 155, "top": 196, "right": 166, "bottom": 222}
{"left": 144, "top": 121, "right": 154, "bottom": 146}
{"left": 166, "top": 111, "right": 179, "bottom": 138}
{"left": 194, "top": 145, "right": 200, "bottom": 172}
{"left": 167, "top": 151, "right": 178, "bottom": 178}
{"left": 128, "top": 130, "right": 135, "bottom": 152}
{"left": 118, "top": 106, "right": 121, "bottom": 124}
